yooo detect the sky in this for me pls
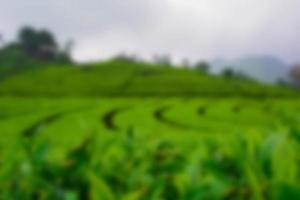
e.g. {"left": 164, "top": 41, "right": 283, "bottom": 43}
{"left": 1, "top": 0, "right": 300, "bottom": 63}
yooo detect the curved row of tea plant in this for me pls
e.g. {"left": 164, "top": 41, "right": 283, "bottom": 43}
{"left": 0, "top": 98, "right": 300, "bottom": 199}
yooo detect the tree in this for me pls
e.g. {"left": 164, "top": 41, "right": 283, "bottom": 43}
{"left": 195, "top": 61, "right": 210, "bottom": 74}
{"left": 37, "top": 30, "right": 58, "bottom": 59}
{"left": 221, "top": 67, "right": 235, "bottom": 78}
{"left": 18, "top": 26, "right": 58, "bottom": 60}
{"left": 153, "top": 54, "right": 172, "bottom": 66}
{"left": 235, "top": 71, "right": 254, "bottom": 81}
{"left": 277, "top": 78, "right": 289, "bottom": 87}
{"left": 19, "top": 27, "right": 39, "bottom": 56}
{"left": 55, "top": 39, "right": 74, "bottom": 63}
{"left": 289, "top": 64, "right": 300, "bottom": 86}
{"left": 114, "top": 52, "right": 140, "bottom": 63}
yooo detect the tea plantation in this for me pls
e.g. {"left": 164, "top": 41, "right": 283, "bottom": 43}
{"left": 1, "top": 97, "right": 300, "bottom": 199}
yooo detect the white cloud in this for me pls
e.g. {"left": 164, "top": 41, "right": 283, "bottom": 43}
{"left": 0, "top": 0, "right": 299, "bottom": 63}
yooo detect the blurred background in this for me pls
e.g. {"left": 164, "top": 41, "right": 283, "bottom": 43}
{"left": 1, "top": 1, "right": 300, "bottom": 199}
{"left": 1, "top": 0, "right": 300, "bottom": 85}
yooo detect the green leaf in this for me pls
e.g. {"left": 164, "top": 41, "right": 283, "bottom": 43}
{"left": 274, "top": 183, "right": 300, "bottom": 200}
{"left": 89, "top": 172, "right": 115, "bottom": 200}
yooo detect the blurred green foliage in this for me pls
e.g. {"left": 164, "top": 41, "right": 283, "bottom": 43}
{"left": 2, "top": 126, "right": 300, "bottom": 199}
{"left": 0, "top": 98, "right": 300, "bottom": 199}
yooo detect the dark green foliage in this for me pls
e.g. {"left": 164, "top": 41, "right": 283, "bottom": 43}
{"left": 18, "top": 26, "right": 58, "bottom": 60}
{"left": 0, "top": 43, "right": 37, "bottom": 68}
{"left": 0, "top": 26, "right": 71, "bottom": 71}
{"left": 6, "top": 135, "right": 94, "bottom": 199}
{"left": 274, "top": 183, "right": 300, "bottom": 200}
{"left": 113, "top": 52, "right": 140, "bottom": 63}
{"left": 2, "top": 129, "right": 300, "bottom": 199}
{"left": 195, "top": 61, "right": 210, "bottom": 74}
{"left": 222, "top": 67, "right": 235, "bottom": 79}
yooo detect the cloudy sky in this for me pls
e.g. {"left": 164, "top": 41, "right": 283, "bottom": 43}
{"left": 1, "top": 0, "right": 300, "bottom": 63}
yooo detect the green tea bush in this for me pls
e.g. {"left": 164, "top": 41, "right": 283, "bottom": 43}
{"left": 1, "top": 128, "right": 300, "bottom": 200}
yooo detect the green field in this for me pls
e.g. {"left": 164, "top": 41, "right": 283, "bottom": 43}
{"left": 1, "top": 54, "right": 300, "bottom": 199}
{"left": 1, "top": 97, "right": 300, "bottom": 199}
{"left": 0, "top": 60, "right": 296, "bottom": 97}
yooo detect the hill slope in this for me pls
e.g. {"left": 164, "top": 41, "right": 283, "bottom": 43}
{"left": 0, "top": 60, "right": 296, "bottom": 97}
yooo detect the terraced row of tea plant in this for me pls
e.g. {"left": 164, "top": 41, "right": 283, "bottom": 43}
{"left": 1, "top": 98, "right": 300, "bottom": 199}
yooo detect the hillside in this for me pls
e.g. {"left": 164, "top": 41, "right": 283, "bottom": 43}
{"left": 0, "top": 60, "right": 297, "bottom": 97}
